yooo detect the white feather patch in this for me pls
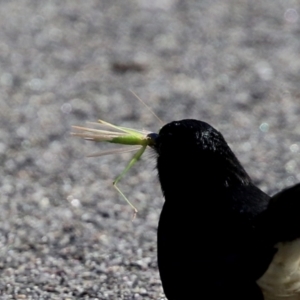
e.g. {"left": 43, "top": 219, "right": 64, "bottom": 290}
{"left": 257, "top": 239, "right": 300, "bottom": 300}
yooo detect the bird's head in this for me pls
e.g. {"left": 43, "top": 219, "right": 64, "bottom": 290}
{"left": 147, "top": 119, "right": 251, "bottom": 197}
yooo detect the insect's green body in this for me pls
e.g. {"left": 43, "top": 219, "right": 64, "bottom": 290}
{"left": 110, "top": 135, "right": 150, "bottom": 146}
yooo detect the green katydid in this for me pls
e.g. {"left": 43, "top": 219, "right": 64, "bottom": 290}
{"left": 71, "top": 119, "right": 158, "bottom": 218}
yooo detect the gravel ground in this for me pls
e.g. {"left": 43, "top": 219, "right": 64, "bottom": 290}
{"left": 1, "top": 0, "right": 300, "bottom": 299}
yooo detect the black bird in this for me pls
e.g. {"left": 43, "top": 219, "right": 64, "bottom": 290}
{"left": 148, "top": 119, "right": 300, "bottom": 300}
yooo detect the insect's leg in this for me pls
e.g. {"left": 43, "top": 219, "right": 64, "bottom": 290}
{"left": 113, "top": 145, "right": 147, "bottom": 218}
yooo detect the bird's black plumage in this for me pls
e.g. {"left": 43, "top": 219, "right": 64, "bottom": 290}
{"left": 149, "top": 119, "right": 300, "bottom": 300}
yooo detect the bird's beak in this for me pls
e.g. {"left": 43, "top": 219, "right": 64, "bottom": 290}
{"left": 146, "top": 132, "right": 159, "bottom": 148}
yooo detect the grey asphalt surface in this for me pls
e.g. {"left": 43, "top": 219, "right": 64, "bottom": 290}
{"left": 1, "top": 0, "right": 300, "bottom": 299}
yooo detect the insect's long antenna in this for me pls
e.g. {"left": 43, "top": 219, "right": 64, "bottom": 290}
{"left": 113, "top": 145, "right": 147, "bottom": 219}
{"left": 129, "top": 90, "right": 164, "bottom": 125}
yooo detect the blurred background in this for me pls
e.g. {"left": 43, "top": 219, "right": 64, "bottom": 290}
{"left": 0, "top": 0, "right": 300, "bottom": 299}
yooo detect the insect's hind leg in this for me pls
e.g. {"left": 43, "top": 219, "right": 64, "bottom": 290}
{"left": 113, "top": 145, "right": 147, "bottom": 218}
